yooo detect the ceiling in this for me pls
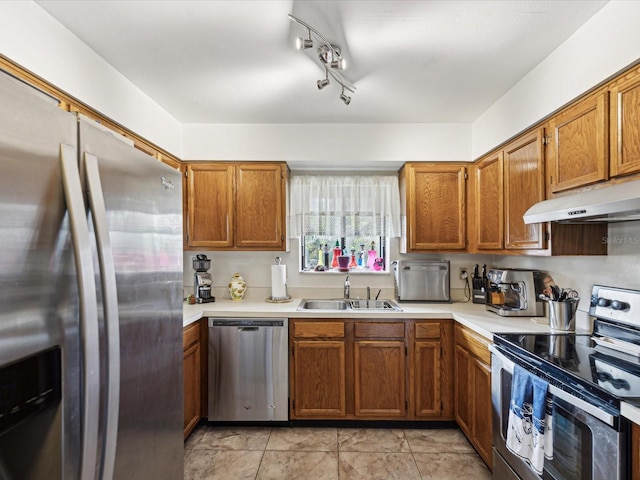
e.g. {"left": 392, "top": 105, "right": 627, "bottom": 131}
{"left": 35, "top": 0, "right": 608, "bottom": 124}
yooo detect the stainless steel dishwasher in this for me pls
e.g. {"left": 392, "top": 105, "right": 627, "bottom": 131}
{"left": 207, "top": 318, "right": 288, "bottom": 421}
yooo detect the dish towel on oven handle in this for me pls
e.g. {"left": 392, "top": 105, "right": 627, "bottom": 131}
{"left": 506, "top": 364, "right": 554, "bottom": 475}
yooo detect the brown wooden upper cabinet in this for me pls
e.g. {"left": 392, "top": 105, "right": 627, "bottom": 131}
{"left": 610, "top": 67, "right": 640, "bottom": 178}
{"left": 473, "top": 152, "right": 504, "bottom": 250}
{"left": 185, "top": 162, "right": 287, "bottom": 250}
{"left": 400, "top": 163, "right": 467, "bottom": 252}
{"left": 548, "top": 89, "right": 609, "bottom": 193}
{"left": 504, "top": 129, "right": 546, "bottom": 250}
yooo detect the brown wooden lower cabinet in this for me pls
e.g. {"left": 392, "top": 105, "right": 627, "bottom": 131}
{"left": 293, "top": 339, "right": 347, "bottom": 417}
{"left": 633, "top": 422, "right": 640, "bottom": 480}
{"left": 183, "top": 321, "right": 202, "bottom": 439}
{"left": 290, "top": 318, "right": 453, "bottom": 421}
{"left": 413, "top": 321, "right": 454, "bottom": 419}
{"left": 454, "top": 324, "right": 493, "bottom": 469}
{"left": 354, "top": 340, "right": 406, "bottom": 417}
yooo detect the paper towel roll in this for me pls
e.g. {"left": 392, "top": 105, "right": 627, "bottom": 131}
{"left": 271, "top": 264, "right": 287, "bottom": 299}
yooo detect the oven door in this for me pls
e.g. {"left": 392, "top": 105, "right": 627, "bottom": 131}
{"left": 491, "top": 346, "right": 626, "bottom": 480}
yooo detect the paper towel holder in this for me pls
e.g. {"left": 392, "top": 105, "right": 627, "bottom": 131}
{"left": 267, "top": 256, "right": 292, "bottom": 303}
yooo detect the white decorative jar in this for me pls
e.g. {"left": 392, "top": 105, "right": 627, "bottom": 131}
{"left": 228, "top": 273, "right": 246, "bottom": 301}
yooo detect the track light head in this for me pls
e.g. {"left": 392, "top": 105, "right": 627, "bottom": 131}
{"left": 296, "top": 36, "right": 313, "bottom": 50}
{"left": 317, "top": 77, "right": 330, "bottom": 90}
{"left": 340, "top": 89, "right": 351, "bottom": 105}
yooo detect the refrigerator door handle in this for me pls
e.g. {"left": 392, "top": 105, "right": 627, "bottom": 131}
{"left": 60, "top": 144, "right": 100, "bottom": 480}
{"left": 84, "top": 152, "right": 120, "bottom": 480}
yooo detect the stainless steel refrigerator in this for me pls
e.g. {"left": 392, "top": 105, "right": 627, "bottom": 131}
{"left": 0, "top": 71, "right": 184, "bottom": 480}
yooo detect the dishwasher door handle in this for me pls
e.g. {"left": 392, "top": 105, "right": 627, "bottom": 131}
{"left": 238, "top": 327, "right": 259, "bottom": 332}
{"left": 208, "top": 318, "right": 286, "bottom": 328}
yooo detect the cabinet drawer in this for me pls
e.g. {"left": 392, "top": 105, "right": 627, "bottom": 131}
{"left": 294, "top": 322, "right": 345, "bottom": 338}
{"left": 354, "top": 322, "right": 404, "bottom": 339}
{"left": 183, "top": 321, "right": 200, "bottom": 349}
{"left": 415, "top": 322, "right": 441, "bottom": 339}
{"left": 455, "top": 325, "right": 491, "bottom": 365}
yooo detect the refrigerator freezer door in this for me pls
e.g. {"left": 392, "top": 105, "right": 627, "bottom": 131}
{"left": 0, "top": 72, "right": 83, "bottom": 479}
{"left": 79, "top": 119, "right": 183, "bottom": 480}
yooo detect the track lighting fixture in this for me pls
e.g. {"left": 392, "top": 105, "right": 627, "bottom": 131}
{"left": 288, "top": 13, "right": 356, "bottom": 105}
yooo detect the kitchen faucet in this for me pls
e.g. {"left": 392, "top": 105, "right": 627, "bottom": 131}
{"left": 344, "top": 275, "right": 350, "bottom": 299}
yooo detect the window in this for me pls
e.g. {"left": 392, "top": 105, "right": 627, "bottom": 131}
{"left": 289, "top": 175, "right": 401, "bottom": 273}
{"left": 301, "top": 235, "right": 386, "bottom": 272}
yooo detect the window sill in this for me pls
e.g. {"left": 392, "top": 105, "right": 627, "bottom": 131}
{"left": 299, "top": 269, "right": 390, "bottom": 275}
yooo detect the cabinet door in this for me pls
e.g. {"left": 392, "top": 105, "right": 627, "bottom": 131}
{"left": 632, "top": 422, "right": 640, "bottom": 480}
{"left": 293, "top": 340, "right": 346, "bottom": 417}
{"left": 504, "top": 130, "right": 546, "bottom": 250}
{"left": 414, "top": 340, "right": 442, "bottom": 417}
{"left": 454, "top": 344, "right": 472, "bottom": 437}
{"left": 186, "top": 164, "right": 234, "bottom": 248}
{"left": 549, "top": 91, "right": 609, "bottom": 192}
{"left": 354, "top": 340, "right": 406, "bottom": 417}
{"left": 183, "top": 340, "right": 201, "bottom": 439}
{"left": 235, "top": 163, "right": 286, "bottom": 249}
{"left": 610, "top": 71, "right": 640, "bottom": 177}
{"left": 406, "top": 164, "right": 466, "bottom": 250}
{"left": 474, "top": 152, "right": 504, "bottom": 250}
{"left": 471, "top": 357, "right": 492, "bottom": 469}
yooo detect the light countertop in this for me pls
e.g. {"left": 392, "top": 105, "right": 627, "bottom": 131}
{"left": 183, "top": 297, "right": 591, "bottom": 340}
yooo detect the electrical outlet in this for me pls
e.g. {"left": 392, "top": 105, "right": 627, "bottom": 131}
{"left": 459, "top": 267, "right": 468, "bottom": 280}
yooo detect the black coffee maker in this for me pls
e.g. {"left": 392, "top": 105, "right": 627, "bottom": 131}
{"left": 193, "top": 254, "right": 215, "bottom": 303}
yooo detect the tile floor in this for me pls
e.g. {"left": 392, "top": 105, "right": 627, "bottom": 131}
{"left": 184, "top": 425, "right": 492, "bottom": 480}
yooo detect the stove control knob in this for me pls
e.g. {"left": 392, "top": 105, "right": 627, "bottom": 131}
{"left": 611, "top": 300, "right": 629, "bottom": 311}
{"left": 597, "top": 297, "right": 611, "bottom": 307}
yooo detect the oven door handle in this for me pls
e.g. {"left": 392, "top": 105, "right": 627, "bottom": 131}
{"left": 490, "top": 344, "right": 615, "bottom": 427}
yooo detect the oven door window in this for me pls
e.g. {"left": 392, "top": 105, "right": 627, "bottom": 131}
{"left": 544, "top": 398, "right": 592, "bottom": 479}
{"left": 499, "top": 376, "right": 593, "bottom": 479}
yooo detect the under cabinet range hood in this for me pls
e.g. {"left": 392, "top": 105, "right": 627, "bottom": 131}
{"left": 523, "top": 179, "right": 640, "bottom": 224}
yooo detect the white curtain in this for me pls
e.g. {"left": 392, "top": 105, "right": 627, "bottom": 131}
{"left": 289, "top": 175, "right": 401, "bottom": 238}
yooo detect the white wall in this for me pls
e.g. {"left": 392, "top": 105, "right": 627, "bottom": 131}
{"left": 0, "top": 1, "right": 183, "bottom": 156}
{"left": 472, "top": 0, "right": 640, "bottom": 158}
{"left": 182, "top": 123, "right": 472, "bottom": 167}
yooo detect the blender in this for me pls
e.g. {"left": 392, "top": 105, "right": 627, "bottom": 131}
{"left": 193, "top": 254, "right": 215, "bottom": 303}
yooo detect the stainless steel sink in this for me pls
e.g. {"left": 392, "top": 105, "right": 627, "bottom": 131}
{"left": 349, "top": 299, "right": 402, "bottom": 311}
{"left": 297, "top": 298, "right": 402, "bottom": 312}
{"left": 298, "top": 299, "right": 348, "bottom": 310}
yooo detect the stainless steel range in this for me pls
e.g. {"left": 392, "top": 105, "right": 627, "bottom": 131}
{"left": 491, "top": 284, "right": 640, "bottom": 480}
